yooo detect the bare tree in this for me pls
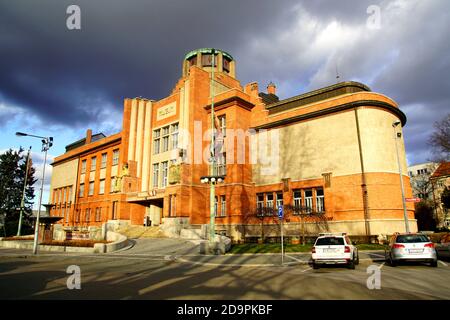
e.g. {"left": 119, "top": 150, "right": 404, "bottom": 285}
{"left": 429, "top": 114, "right": 450, "bottom": 161}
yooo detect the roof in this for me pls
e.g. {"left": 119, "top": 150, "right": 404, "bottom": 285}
{"left": 65, "top": 133, "right": 106, "bottom": 152}
{"left": 266, "top": 81, "right": 371, "bottom": 114}
{"left": 184, "top": 48, "right": 234, "bottom": 61}
{"left": 430, "top": 162, "right": 450, "bottom": 179}
{"left": 258, "top": 92, "right": 279, "bottom": 104}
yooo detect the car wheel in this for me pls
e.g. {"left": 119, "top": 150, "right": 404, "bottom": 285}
{"left": 355, "top": 254, "right": 360, "bottom": 265}
{"left": 430, "top": 260, "right": 438, "bottom": 268}
{"left": 389, "top": 255, "right": 397, "bottom": 267}
{"left": 347, "top": 258, "right": 355, "bottom": 269}
{"left": 312, "top": 261, "right": 320, "bottom": 269}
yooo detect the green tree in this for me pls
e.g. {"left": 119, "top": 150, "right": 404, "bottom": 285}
{"left": 441, "top": 187, "right": 450, "bottom": 228}
{"left": 414, "top": 200, "right": 437, "bottom": 231}
{"left": 0, "top": 148, "right": 36, "bottom": 236}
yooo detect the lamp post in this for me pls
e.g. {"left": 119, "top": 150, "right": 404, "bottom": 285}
{"left": 17, "top": 146, "right": 32, "bottom": 236}
{"left": 392, "top": 121, "right": 410, "bottom": 233}
{"left": 16, "top": 132, "right": 53, "bottom": 254}
{"left": 200, "top": 48, "right": 227, "bottom": 244}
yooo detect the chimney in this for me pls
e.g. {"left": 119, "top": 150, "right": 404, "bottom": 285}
{"left": 267, "top": 82, "right": 276, "bottom": 95}
{"left": 86, "top": 129, "right": 92, "bottom": 144}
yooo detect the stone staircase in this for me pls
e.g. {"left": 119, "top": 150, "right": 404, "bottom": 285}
{"left": 117, "top": 225, "right": 167, "bottom": 239}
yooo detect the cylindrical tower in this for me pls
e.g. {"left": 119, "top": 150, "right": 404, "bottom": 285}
{"left": 182, "top": 48, "right": 236, "bottom": 78}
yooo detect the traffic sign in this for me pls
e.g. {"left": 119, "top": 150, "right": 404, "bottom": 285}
{"left": 405, "top": 198, "right": 421, "bottom": 203}
{"left": 278, "top": 205, "right": 284, "bottom": 219}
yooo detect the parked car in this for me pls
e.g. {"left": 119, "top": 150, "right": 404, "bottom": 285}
{"left": 311, "top": 233, "right": 359, "bottom": 269}
{"left": 386, "top": 232, "right": 438, "bottom": 267}
{"left": 435, "top": 234, "right": 450, "bottom": 260}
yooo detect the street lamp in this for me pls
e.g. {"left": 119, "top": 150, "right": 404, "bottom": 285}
{"left": 392, "top": 121, "right": 410, "bottom": 233}
{"left": 16, "top": 132, "right": 53, "bottom": 254}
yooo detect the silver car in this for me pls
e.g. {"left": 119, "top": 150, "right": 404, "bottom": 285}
{"left": 436, "top": 234, "right": 450, "bottom": 259}
{"left": 386, "top": 233, "right": 438, "bottom": 267}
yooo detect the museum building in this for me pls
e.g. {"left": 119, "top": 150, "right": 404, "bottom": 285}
{"left": 49, "top": 48, "right": 417, "bottom": 240}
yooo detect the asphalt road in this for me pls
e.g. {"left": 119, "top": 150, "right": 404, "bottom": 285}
{"left": 0, "top": 239, "right": 449, "bottom": 300}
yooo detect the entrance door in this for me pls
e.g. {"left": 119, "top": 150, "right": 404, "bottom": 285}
{"left": 149, "top": 199, "right": 163, "bottom": 226}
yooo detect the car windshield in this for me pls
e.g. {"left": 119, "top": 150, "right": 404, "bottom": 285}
{"left": 315, "top": 237, "right": 344, "bottom": 246}
{"left": 396, "top": 235, "right": 429, "bottom": 243}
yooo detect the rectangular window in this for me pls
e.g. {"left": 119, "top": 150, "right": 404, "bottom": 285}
{"left": 217, "top": 152, "right": 226, "bottom": 176}
{"left": 81, "top": 160, "right": 86, "bottom": 174}
{"left": 68, "top": 186, "right": 72, "bottom": 203}
{"left": 95, "top": 207, "right": 101, "bottom": 222}
{"left": 112, "top": 149, "right": 119, "bottom": 165}
{"left": 171, "top": 123, "right": 179, "bottom": 149}
{"left": 101, "top": 153, "right": 107, "bottom": 168}
{"left": 316, "top": 188, "right": 325, "bottom": 213}
{"left": 99, "top": 179, "right": 105, "bottom": 194}
{"left": 61, "top": 206, "right": 65, "bottom": 222}
{"left": 65, "top": 206, "right": 69, "bottom": 223}
{"left": 75, "top": 210, "right": 80, "bottom": 223}
{"left": 85, "top": 208, "right": 90, "bottom": 222}
{"left": 153, "top": 129, "right": 160, "bottom": 154}
{"left": 276, "top": 192, "right": 283, "bottom": 208}
{"left": 90, "top": 156, "right": 97, "bottom": 171}
{"left": 257, "top": 194, "right": 264, "bottom": 210}
{"left": 162, "top": 126, "right": 170, "bottom": 152}
{"left": 220, "top": 195, "right": 226, "bottom": 217}
{"left": 218, "top": 115, "right": 226, "bottom": 137}
{"left": 89, "top": 181, "right": 94, "bottom": 196}
{"left": 152, "top": 163, "right": 159, "bottom": 188}
{"left": 161, "top": 161, "right": 169, "bottom": 187}
{"left": 266, "top": 193, "right": 274, "bottom": 209}
{"left": 293, "top": 190, "right": 302, "bottom": 214}
{"left": 305, "top": 189, "right": 313, "bottom": 213}
{"left": 214, "top": 196, "right": 218, "bottom": 217}
{"left": 61, "top": 188, "right": 66, "bottom": 204}
{"left": 110, "top": 177, "right": 116, "bottom": 193}
{"left": 79, "top": 183, "right": 85, "bottom": 197}
{"left": 112, "top": 201, "right": 118, "bottom": 220}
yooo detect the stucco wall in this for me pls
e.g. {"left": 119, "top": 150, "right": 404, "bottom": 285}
{"left": 50, "top": 158, "right": 79, "bottom": 203}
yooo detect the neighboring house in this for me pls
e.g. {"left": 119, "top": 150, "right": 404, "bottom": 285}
{"left": 407, "top": 162, "right": 439, "bottom": 201}
{"left": 49, "top": 48, "right": 416, "bottom": 240}
{"left": 430, "top": 162, "right": 450, "bottom": 228}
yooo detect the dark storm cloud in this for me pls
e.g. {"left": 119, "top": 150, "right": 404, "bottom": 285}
{"left": 1, "top": 0, "right": 449, "bottom": 165}
{"left": 0, "top": 0, "right": 297, "bottom": 129}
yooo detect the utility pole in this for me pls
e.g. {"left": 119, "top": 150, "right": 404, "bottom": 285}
{"left": 17, "top": 146, "right": 32, "bottom": 236}
{"left": 392, "top": 121, "right": 410, "bottom": 233}
{"left": 209, "top": 49, "right": 216, "bottom": 244}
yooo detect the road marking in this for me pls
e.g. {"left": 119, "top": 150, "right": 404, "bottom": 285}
{"left": 439, "top": 260, "right": 448, "bottom": 267}
{"left": 301, "top": 267, "right": 312, "bottom": 273}
{"left": 378, "top": 262, "right": 385, "bottom": 269}
{"left": 369, "top": 253, "right": 386, "bottom": 258}
{"left": 284, "top": 255, "right": 307, "bottom": 263}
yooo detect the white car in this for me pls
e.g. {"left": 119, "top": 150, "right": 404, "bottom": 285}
{"left": 311, "top": 233, "right": 359, "bottom": 269}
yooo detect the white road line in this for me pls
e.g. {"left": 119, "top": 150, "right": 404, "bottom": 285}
{"left": 369, "top": 253, "right": 386, "bottom": 258}
{"left": 284, "top": 255, "right": 307, "bottom": 263}
{"left": 378, "top": 262, "right": 385, "bottom": 269}
{"left": 439, "top": 260, "right": 448, "bottom": 267}
{"left": 301, "top": 267, "right": 312, "bottom": 273}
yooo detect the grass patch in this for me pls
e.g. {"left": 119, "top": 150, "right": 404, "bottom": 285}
{"left": 229, "top": 243, "right": 387, "bottom": 254}
{"left": 355, "top": 243, "right": 387, "bottom": 251}
{"left": 229, "top": 243, "right": 312, "bottom": 254}
{"left": 40, "top": 240, "right": 110, "bottom": 248}
{"left": 1, "top": 236, "right": 34, "bottom": 241}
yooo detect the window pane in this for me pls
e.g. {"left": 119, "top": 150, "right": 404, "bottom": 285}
{"left": 112, "top": 149, "right": 119, "bottom": 165}
{"left": 91, "top": 157, "right": 97, "bottom": 171}
{"left": 101, "top": 153, "right": 107, "bottom": 168}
